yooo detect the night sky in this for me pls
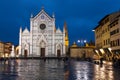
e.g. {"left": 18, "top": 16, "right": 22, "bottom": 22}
{"left": 0, "top": 0, "right": 120, "bottom": 46}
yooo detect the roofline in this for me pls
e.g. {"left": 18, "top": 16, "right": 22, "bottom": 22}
{"left": 32, "top": 9, "right": 53, "bottom": 21}
{"left": 94, "top": 24, "right": 101, "bottom": 30}
{"left": 93, "top": 15, "right": 109, "bottom": 30}
{"left": 98, "top": 15, "right": 109, "bottom": 24}
{"left": 70, "top": 46, "right": 95, "bottom": 49}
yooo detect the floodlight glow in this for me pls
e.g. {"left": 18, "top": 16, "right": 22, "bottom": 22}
{"left": 100, "top": 49, "right": 105, "bottom": 54}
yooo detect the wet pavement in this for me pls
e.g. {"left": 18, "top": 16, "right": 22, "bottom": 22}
{"left": 68, "top": 60, "right": 120, "bottom": 80}
{"left": 0, "top": 59, "right": 120, "bottom": 80}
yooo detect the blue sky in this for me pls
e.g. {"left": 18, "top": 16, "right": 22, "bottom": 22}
{"left": 0, "top": 0, "right": 120, "bottom": 45}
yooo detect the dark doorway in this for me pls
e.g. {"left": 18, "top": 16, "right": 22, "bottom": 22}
{"left": 41, "top": 48, "right": 45, "bottom": 57}
{"left": 24, "top": 50, "right": 28, "bottom": 57}
{"left": 83, "top": 53, "right": 86, "bottom": 59}
{"left": 57, "top": 50, "right": 61, "bottom": 57}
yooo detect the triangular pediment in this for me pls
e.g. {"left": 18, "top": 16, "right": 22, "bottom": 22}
{"left": 33, "top": 9, "right": 53, "bottom": 21}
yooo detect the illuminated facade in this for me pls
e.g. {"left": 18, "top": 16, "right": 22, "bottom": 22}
{"left": 64, "top": 22, "right": 69, "bottom": 54}
{"left": 4, "top": 42, "right": 12, "bottom": 57}
{"left": 19, "top": 8, "right": 69, "bottom": 57}
{"left": 0, "top": 41, "right": 13, "bottom": 58}
{"left": 0, "top": 41, "right": 4, "bottom": 57}
{"left": 94, "top": 11, "right": 120, "bottom": 60}
{"left": 110, "top": 13, "right": 120, "bottom": 57}
{"left": 70, "top": 42, "right": 94, "bottom": 58}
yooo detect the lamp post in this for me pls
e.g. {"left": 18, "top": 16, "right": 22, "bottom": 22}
{"left": 77, "top": 39, "right": 87, "bottom": 47}
{"left": 84, "top": 40, "right": 87, "bottom": 47}
{"left": 77, "top": 40, "right": 81, "bottom": 46}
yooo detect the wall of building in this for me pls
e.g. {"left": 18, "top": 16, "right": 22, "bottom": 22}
{"left": 94, "top": 11, "right": 120, "bottom": 60}
{"left": 70, "top": 47, "right": 94, "bottom": 58}
{"left": 110, "top": 15, "right": 120, "bottom": 55}
{"left": 0, "top": 42, "right": 12, "bottom": 58}
{"left": 95, "top": 25, "right": 102, "bottom": 48}
{"left": 0, "top": 42, "right": 4, "bottom": 58}
{"left": 4, "top": 42, "right": 12, "bottom": 57}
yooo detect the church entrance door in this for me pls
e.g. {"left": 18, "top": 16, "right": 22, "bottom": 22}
{"left": 41, "top": 48, "right": 45, "bottom": 57}
{"left": 24, "top": 50, "right": 28, "bottom": 57}
{"left": 57, "top": 50, "right": 61, "bottom": 57}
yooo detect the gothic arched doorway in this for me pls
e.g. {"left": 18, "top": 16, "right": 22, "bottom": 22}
{"left": 24, "top": 49, "right": 28, "bottom": 57}
{"left": 40, "top": 40, "right": 46, "bottom": 57}
{"left": 24, "top": 44, "right": 29, "bottom": 57}
{"left": 41, "top": 48, "right": 45, "bottom": 57}
{"left": 57, "top": 49, "right": 61, "bottom": 57}
{"left": 57, "top": 44, "right": 61, "bottom": 57}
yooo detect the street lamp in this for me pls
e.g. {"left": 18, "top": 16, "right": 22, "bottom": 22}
{"left": 77, "top": 40, "right": 81, "bottom": 46}
{"left": 92, "top": 30, "right": 95, "bottom": 32}
{"left": 77, "top": 39, "right": 87, "bottom": 47}
{"left": 83, "top": 40, "right": 87, "bottom": 46}
{"left": 77, "top": 40, "right": 80, "bottom": 43}
{"left": 84, "top": 40, "right": 87, "bottom": 43}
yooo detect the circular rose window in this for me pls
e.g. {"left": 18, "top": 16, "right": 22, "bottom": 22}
{"left": 40, "top": 24, "right": 46, "bottom": 30}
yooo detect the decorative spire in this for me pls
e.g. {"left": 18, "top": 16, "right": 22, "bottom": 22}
{"left": 20, "top": 26, "right": 22, "bottom": 33}
{"left": 64, "top": 21, "right": 67, "bottom": 32}
{"left": 64, "top": 21, "right": 68, "bottom": 36}
{"left": 31, "top": 13, "right": 33, "bottom": 18}
{"left": 25, "top": 26, "right": 28, "bottom": 30}
{"left": 71, "top": 42, "right": 77, "bottom": 47}
{"left": 52, "top": 12, "right": 55, "bottom": 18}
{"left": 57, "top": 26, "right": 60, "bottom": 31}
{"left": 64, "top": 21, "right": 69, "bottom": 48}
{"left": 41, "top": 6, "right": 44, "bottom": 10}
{"left": 73, "top": 42, "right": 76, "bottom": 45}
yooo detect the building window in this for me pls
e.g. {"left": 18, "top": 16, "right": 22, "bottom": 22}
{"left": 113, "top": 41, "right": 115, "bottom": 46}
{"left": 105, "top": 40, "right": 106, "bottom": 45}
{"left": 108, "top": 38, "right": 110, "bottom": 44}
{"left": 116, "top": 21, "right": 118, "bottom": 25}
{"left": 110, "top": 28, "right": 119, "bottom": 36}
{"left": 117, "top": 39, "right": 119, "bottom": 46}
{"left": 117, "top": 28, "right": 119, "bottom": 33}
{"left": 105, "top": 18, "right": 109, "bottom": 23}
{"left": 108, "top": 26, "right": 110, "bottom": 31}
{"left": 110, "top": 41, "right": 112, "bottom": 47}
{"left": 104, "top": 40, "right": 105, "bottom": 45}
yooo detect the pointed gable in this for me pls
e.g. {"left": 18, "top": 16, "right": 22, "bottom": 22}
{"left": 32, "top": 9, "right": 53, "bottom": 21}
{"left": 22, "top": 27, "right": 30, "bottom": 34}
{"left": 56, "top": 28, "right": 62, "bottom": 34}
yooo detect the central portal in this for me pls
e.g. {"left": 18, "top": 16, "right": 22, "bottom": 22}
{"left": 40, "top": 40, "right": 46, "bottom": 57}
{"left": 41, "top": 48, "right": 45, "bottom": 57}
{"left": 24, "top": 49, "right": 28, "bottom": 57}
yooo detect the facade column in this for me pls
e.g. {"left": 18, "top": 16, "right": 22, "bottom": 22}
{"left": 52, "top": 31, "right": 55, "bottom": 56}
{"left": 52, "top": 20, "right": 55, "bottom": 57}
{"left": 30, "top": 18, "right": 33, "bottom": 57}
{"left": 19, "top": 27, "right": 22, "bottom": 56}
{"left": 63, "top": 33, "right": 65, "bottom": 56}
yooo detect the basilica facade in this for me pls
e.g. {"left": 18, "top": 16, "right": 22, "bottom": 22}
{"left": 18, "top": 8, "right": 69, "bottom": 57}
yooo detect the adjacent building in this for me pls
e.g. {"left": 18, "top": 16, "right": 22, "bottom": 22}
{"left": 15, "top": 45, "right": 19, "bottom": 57}
{"left": 4, "top": 42, "right": 12, "bottom": 57}
{"left": 0, "top": 41, "right": 4, "bottom": 58}
{"left": 110, "top": 13, "right": 120, "bottom": 56}
{"left": 94, "top": 11, "right": 120, "bottom": 60}
{"left": 70, "top": 42, "right": 95, "bottom": 59}
{"left": 0, "top": 42, "right": 12, "bottom": 58}
{"left": 19, "top": 8, "right": 69, "bottom": 57}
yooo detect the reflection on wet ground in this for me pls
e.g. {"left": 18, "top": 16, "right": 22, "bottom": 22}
{"left": 0, "top": 59, "right": 120, "bottom": 80}
{"left": 68, "top": 60, "right": 120, "bottom": 80}
{"left": 0, "top": 59, "right": 64, "bottom": 80}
